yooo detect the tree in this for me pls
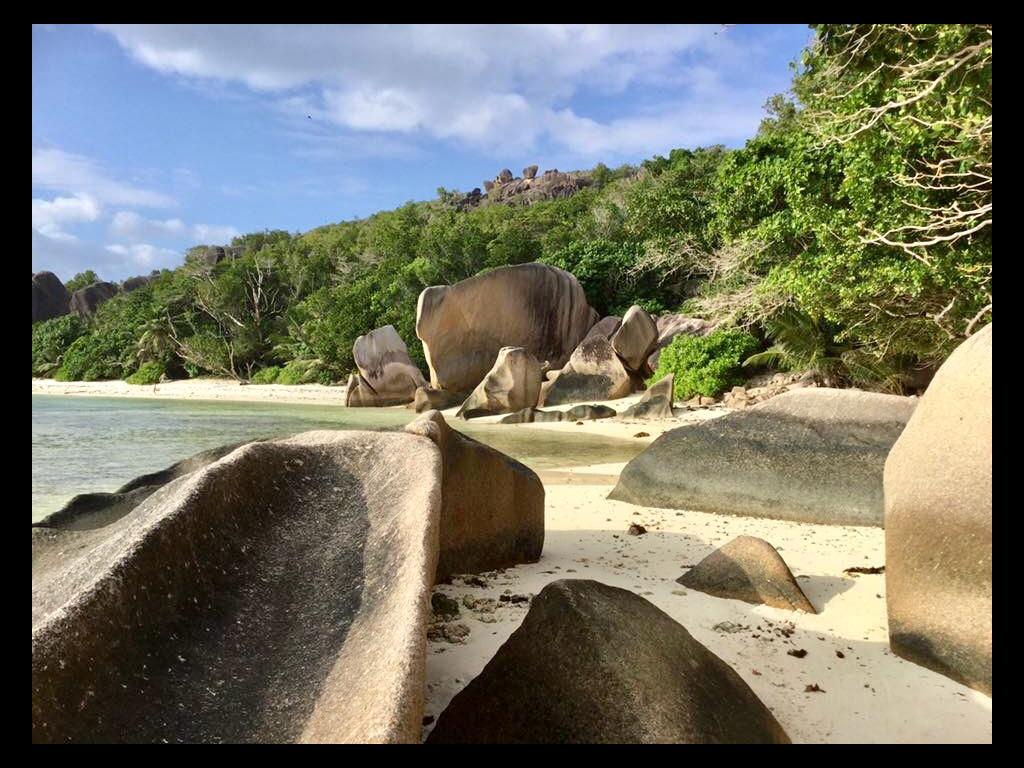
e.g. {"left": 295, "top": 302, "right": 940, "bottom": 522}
{"left": 64, "top": 270, "right": 99, "bottom": 293}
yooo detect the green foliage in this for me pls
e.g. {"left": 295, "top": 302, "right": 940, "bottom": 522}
{"left": 275, "top": 359, "right": 330, "bottom": 385}
{"left": 649, "top": 329, "right": 760, "bottom": 399}
{"left": 250, "top": 366, "right": 281, "bottom": 384}
{"left": 64, "top": 270, "right": 99, "bottom": 294}
{"left": 125, "top": 361, "right": 165, "bottom": 385}
{"left": 56, "top": 328, "right": 136, "bottom": 381}
{"left": 32, "top": 315, "right": 87, "bottom": 377}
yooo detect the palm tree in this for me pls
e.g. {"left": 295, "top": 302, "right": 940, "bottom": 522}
{"left": 135, "top": 315, "right": 175, "bottom": 365}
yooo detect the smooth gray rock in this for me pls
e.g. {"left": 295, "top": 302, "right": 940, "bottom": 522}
{"left": 885, "top": 324, "right": 992, "bottom": 695}
{"left": 583, "top": 315, "right": 622, "bottom": 341}
{"left": 412, "top": 386, "right": 462, "bottom": 413}
{"left": 346, "top": 325, "right": 427, "bottom": 407}
{"left": 499, "top": 407, "right": 566, "bottom": 424}
{"left": 427, "top": 580, "right": 790, "bottom": 744}
{"left": 611, "top": 305, "right": 658, "bottom": 372}
{"left": 610, "top": 388, "right": 917, "bottom": 526}
{"left": 565, "top": 404, "right": 617, "bottom": 421}
{"left": 542, "top": 336, "right": 636, "bottom": 406}
{"left": 32, "top": 431, "right": 444, "bottom": 744}
{"left": 619, "top": 374, "right": 675, "bottom": 420}
{"left": 455, "top": 346, "right": 541, "bottom": 419}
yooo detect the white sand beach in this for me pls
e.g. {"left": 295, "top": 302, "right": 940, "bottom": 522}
{"left": 423, "top": 472, "right": 993, "bottom": 744}
{"left": 32, "top": 377, "right": 348, "bottom": 407}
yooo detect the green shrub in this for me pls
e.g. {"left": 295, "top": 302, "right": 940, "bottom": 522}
{"left": 250, "top": 366, "right": 281, "bottom": 384}
{"left": 275, "top": 359, "right": 325, "bottom": 385}
{"left": 649, "top": 328, "right": 759, "bottom": 399}
{"left": 32, "top": 315, "right": 86, "bottom": 377}
{"left": 55, "top": 328, "right": 137, "bottom": 381}
{"left": 125, "top": 361, "right": 165, "bottom": 385}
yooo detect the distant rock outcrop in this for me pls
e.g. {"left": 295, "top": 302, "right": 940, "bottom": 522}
{"left": 885, "top": 324, "right": 992, "bottom": 695}
{"left": 69, "top": 281, "right": 119, "bottom": 319}
{"left": 32, "top": 271, "right": 70, "bottom": 323}
{"left": 186, "top": 245, "right": 244, "bottom": 267}
{"left": 416, "top": 263, "right": 598, "bottom": 395}
{"left": 678, "top": 535, "right": 816, "bottom": 613}
{"left": 610, "top": 388, "right": 917, "bottom": 526}
{"left": 121, "top": 274, "right": 153, "bottom": 293}
{"left": 427, "top": 580, "right": 790, "bottom": 744}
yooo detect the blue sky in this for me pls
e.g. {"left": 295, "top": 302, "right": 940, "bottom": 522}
{"left": 32, "top": 24, "right": 814, "bottom": 282}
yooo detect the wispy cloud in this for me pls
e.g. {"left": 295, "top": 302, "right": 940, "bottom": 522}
{"left": 96, "top": 24, "right": 797, "bottom": 160}
{"left": 32, "top": 194, "right": 101, "bottom": 241}
{"left": 32, "top": 147, "right": 177, "bottom": 208}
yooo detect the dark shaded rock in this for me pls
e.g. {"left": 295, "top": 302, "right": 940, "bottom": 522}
{"left": 619, "top": 374, "right": 675, "bottom": 420}
{"left": 455, "top": 346, "right": 541, "bottom": 419}
{"left": 413, "top": 386, "right": 463, "bottom": 413}
{"left": 416, "top": 263, "right": 598, "bottom": 395}
{"left": 121, "top": 275, "right": 153, "bottom": 293}
{"left": 542, "top": 336, "right": 635, "bottom": 406}
{"left": 427, "top": 580, "right": 790, "bottom": 744}
{"left": 522, "top": 165, "right": 539, "bottom": 180}
{"left": 499, "top": 407, "right": 566, "bottom": 424}
{"left": 885, "top": 323, "right": 992, "bottom": 695}
{"left": 583, "top": 315, "right": 622, "bottom": 341}
{"left": 497, "top": 169, "right": 514, "bottom": 184}
{"left": 69, "top": 281, "right": 119, "bottom": 319}
{"left": 565, "top": 404, "right": 617, "bottom": 421}
{"left": 191, "top": 245, "right": 244, "bottom": 267}
{"left": 406, "top": 411, "right": 544, "bottom": 581}
{"left": 431, "top": 592, "right": 461, "bottom": 620}
{"left": 610, "top": 388, "right": 917, "bottom": 526}
{"left": 32, "top": 271, "right": 70, "bottom": 323}
{"left": 627, "top": 523, "right": 647, "bottom": 536}
{"left": 32, "top": 430, "right": 444, "bottom": 744}
{"left": 678, "top": 535, "right": 816, "bottom": 613}
{"left": 611, "top": 305, "right": 658, "bottom": 373}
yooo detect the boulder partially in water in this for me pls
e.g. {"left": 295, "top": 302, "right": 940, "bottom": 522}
{"left": 346, "top": 325, "right": 427, "bottom": 407}
{"left": 427, "top": 579, "right": 790, "bottom": 744}
{"left": 610, "top": 388, "right": 917, "bottom": 526}
{"left": 32, "top": 430, "right": 444, "bottom": 743}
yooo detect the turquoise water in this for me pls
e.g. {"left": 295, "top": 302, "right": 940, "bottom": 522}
{"left": 32, "top": 395, "right": 643, "bottom": 522}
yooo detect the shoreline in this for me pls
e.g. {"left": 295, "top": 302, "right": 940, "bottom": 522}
{"left": 33, "top": 377, "right": 350, "bottom": 407}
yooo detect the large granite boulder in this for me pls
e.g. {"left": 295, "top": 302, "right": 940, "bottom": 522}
{"left": 610, "top": 388, "right": 917, "bottom": 526}
{"left": 33, "top": 440, "right": 258, "bottom": 531}
{"left": 678, "top": 535, "right": 816, "bottom": 613}
{"left": 427, "top": 580, "right": 790, "bottom": 744}
{"left": 455, "top": 346, "right": 541, "bottom": 419}
{"left": 565, "top": 404, "right": 617, "bottom": 421}
{"left": 32, "top": 430, "right": 444, "bottom": 743}
{"left": 415, "top": 263, "right": 599, "bottom": 395}
{"left": 885, "top": 324, "right": 992, "bottom": 695}
{"left": 32, "top": 271, "right": 70, "bottom": 323}
{"left": 121, "top": 275, "right": 153, "bottom": 293}
{"left": 618, "top": 374, "right": 675, "bottom": 420}
{"left": 190, "top": 245, "right": 244, "bottom": 267}
{"left": 69, "top": 281, "right": 119, "bottom": 319}
{"left": 406, "top": 411, "right": 544, "bottom": 580}
{"left": 646, "top": 315, "right": 714, "bottom": 371}
{"left": 541, "top": 336, "right": 636, "bottom": 406}
{"left": 346, "top": 325, "right": 427, "bottom": 407}
{"left": 611, "top": 305, "right": 658, "bottom": 373}
{"left": 412, "top": 385, "right": 463, "bottom": 413}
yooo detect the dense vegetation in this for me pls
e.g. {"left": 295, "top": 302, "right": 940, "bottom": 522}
{"left": 32, "top": 25, "right": 991, "bottom": 396}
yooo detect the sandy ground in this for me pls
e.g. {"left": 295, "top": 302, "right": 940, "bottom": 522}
{"left": 423, "top": 472, "right": 993, "bottom": 744}
{"left": 32, "top": 377, "right": 347, "bottom": 407}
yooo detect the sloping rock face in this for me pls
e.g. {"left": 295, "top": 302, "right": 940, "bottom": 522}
{"left": 412, "top": 386, "right": 462, "bottom": 413}
{"left": 32, "top": 271, "right": 70, "bottom": 323}
{"left": 427, "top": 580, "right": 790, "bottom": 744}
{"left": 416, "top": 263, "right": 598, "bottom": 395}
{"left": 678, "top": 536, "right": 816, "bottom": 613}
{"left": 647, "top": 315, "right": 714, "bottom": 371}
{"left": 610, "top": 388, "right": 917, "bottom": 526}
{"left": 121, "top": 275, "right": 153, "bottom": 293}
{"left": 583, "top": 315, "right": 622, "bottom": 341}
{"left": 32, "top": 431, "right": 444, "bottom": 744}
{"left": 542, "top": 336, "right": 635, "bottom": 406}
{"left": 611, "top": 305, "right": 659, "bottom": 373}
{"left": 69, "top": 281, "right": 119, "bottom": 319}
{"left": 456, "top": 347, "right": 541, "bottom": 419}
{"left": 346, "top": 325, "right": 427, "bottom": 407}
{"left": 885, "top": 324, "right": 992, "bottom": 695}
{"left": 33, "top": 441, "right": 256, "bottom": 531}
{"left": 406, "top": 411, "right": 544, "bottom": 580}
{"left": 619, "top": 374, "right": 675, "bottom": 420}
{"left": 500, "top": 407, "right": 565, "bottom": 424}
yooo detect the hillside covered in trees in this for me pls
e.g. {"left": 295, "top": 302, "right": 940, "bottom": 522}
{"left": 32, "top": 24, "right": 991, "bottom": 396}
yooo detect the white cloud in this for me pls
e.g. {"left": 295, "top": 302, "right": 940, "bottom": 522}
{"left": 110, "top": 210, "right": 186, "bottom": 240}
{"left": 32, "top": 147, "right": 177, "bottom": 208}
{"left": 32, "top": 194, "right": 101, "bottom": 241}
{"left": 96, "top": 24, "right": 796, "bottom": 159}
{"left": 192, "top": 223, "right": 241, "bottom": 243}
